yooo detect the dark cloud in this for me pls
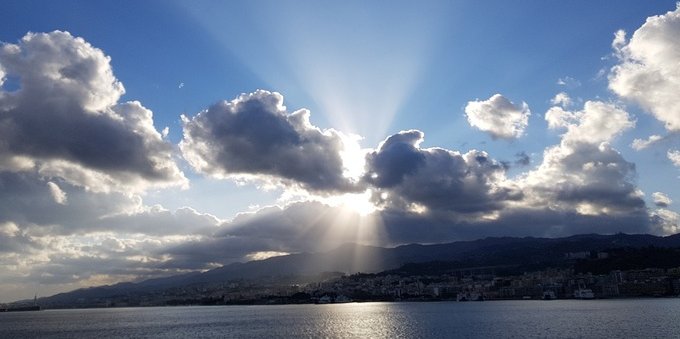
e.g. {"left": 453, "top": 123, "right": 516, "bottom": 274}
{"left": 363, "top": 130, "right": 426, "bottom": 187}
{"left": 0, "top": 31, "right": 186, "bottom": 191}
{"left": 180, "top": 90, "right": 358, "bottom": 192}
{"left": 364, "top": 130, "right": 522, "bottom": 214}
{"left": 514, "top": 152, "right": 531, "bottom": 166}
{"left": 0, "top": 171, "right": 218, "bottom": 236}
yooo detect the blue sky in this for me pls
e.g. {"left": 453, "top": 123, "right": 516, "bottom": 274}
{"left": 1, "top": 1, "right": 680, "bottom": 300}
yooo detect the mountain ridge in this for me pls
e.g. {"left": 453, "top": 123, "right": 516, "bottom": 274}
{"left": 34, "top": 232, "right": 680, "bottom": 307}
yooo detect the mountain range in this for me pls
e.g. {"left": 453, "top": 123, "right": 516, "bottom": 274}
{"left": 34, "top": 232, "right": 680, "bottom": 307}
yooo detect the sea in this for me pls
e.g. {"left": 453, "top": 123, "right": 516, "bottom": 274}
{"left": 1, "top": 299, "right": 678, "bottom": 338}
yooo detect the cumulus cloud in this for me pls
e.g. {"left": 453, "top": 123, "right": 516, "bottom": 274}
{"left": 521, "top": 101, "right": 644, "bottom": 217}
{"left": 544, "top": 101, "right": 634, "bottom": 144}
{"left": 651, "top": 208, "right": 680, "bottom": 235}
{"left": 465, "top": 94, "right": 530, "bottom": 139}
{"left": 0, "top": 31, "right": 186, "bottom": 192}
{"left": 180, "top": 90, "right": 359, "bottom": 192}
{"left": 669, "top": 150, "right": 680, "bottom": 167}
{"left": 653, "top": 192, "right": 673, "bottom": 207}
{"left": 550, "top": 92, "right": 572, "bottom": 108}
{"left": 631, "top": 134, "right": 663, "bottom": 150}
{"left": 364, "top": 130, "right": 522, "bottom": 216}
{"left": 609, "top": 5, "right": 680, "bottom": 131}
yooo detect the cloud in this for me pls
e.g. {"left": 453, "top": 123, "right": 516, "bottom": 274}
{"left": 557, "top": 76, "right": 581, "bottom": 88}
{"left": 609, "top": 5, "right": 680, "bottom": 131}
{"left": 0, "top": 171, "right": 219, "bottom": 237}
{"left": 163, "top": 101, "right": 651, "bottom": 270}
{"left": 514, "top": 152, "right": 531, "bottom": 166}
{"left": 669, "top": 150, "right": 680, "bottom": 167}
{"left": 550, "top": 92, "right": 572, "bottom": 108}
{"left": 653, "top": 192, "right": 673, "bottom": 207}
{"left": 0, "top": 31, "right": 186, "bottom": 192}
{"left": 631, "top": 135, "right": 663, "bottom": 150}
{"left": 464, "top": 94, "right": 530, "bottom": 139}
{"left": 1, "top": 24, "right": 676, "bottom": 301}
{"left": 364, "top": 130, "right": 522, "bottom": 216}
{"left": 544, "top": 101, "right": 634, "bottom": 144}
{"left": 46, "top": 182, "right": 67, "bottom": 205}
{"left": 651, "top": 208, "right": 680, "bottom": 235}
{"left": 521, "top": 101, "right": 644, "bottom": 217}
{"left": 180, "top": 90, "right": 360, "bottom": 192}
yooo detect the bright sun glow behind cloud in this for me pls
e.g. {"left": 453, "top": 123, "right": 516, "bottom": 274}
{"left": 326, "top": 190, "right": 378, "bottom": 217}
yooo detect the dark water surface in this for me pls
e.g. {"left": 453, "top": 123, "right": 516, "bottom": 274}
{"left": 1, "top": 299, "right": 679, "bottom": 338}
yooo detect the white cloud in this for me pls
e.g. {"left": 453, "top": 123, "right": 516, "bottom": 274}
{"left": 465, "top": 94, "right": 530, "bottom": 139}
{"left": 550, "top": 92, "right": 572, "bottom": 108}
{"left": 47, "top": 182, "right": 67, "bottom": 205}
{"left": 652, "top": 208, "right": 680, "bottom": 235}
{"left": 545, "top": 101, "right": 634, "bottom": 145}
{"left": 652, "top": 192, "right": 672, "bottom": 207}
{"left": 557, "top": 76, "right": 581, "bottom": 88}
{"left": 609, "top": 5, "right": 680, "bottom": 131}
{"left": 631, "top": 135, "right": 663, "bottom": 150}
{"left": 669, "top": 149, "right": 680, "bottom": 167}
{"left": 612, "top": 29, "right": 627, "bottom": 55}
{"left": 521, "top": 100, "right": 643, "bottom": 217}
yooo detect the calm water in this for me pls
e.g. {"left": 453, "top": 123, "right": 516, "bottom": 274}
{"left": 2, "top": 299, "right": 679, "bottom": 338}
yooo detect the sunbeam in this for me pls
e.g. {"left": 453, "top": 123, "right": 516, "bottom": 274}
{"left": 180, "top": 1, "right": 447, "bottom": 144}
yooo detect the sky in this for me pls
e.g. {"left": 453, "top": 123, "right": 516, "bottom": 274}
{"left": 1, "top": 0, "right": 680, "bottom": 302}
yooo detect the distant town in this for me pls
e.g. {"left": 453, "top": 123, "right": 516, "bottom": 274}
{"left": 9, "top": 246, "right": 680, "bottom": 310}
{"left": 132, "top": 264, "right": 680, "bottom": 306}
